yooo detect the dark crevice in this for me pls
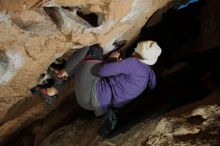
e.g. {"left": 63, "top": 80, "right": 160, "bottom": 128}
{"left": 45, "top": 6, "right": 103, "bottom": 28}
{"left": 186, "top": 115, "right": 205, "bottom": 125}
{"left": 126, "top": 0, "right": 206, "bottom": 66}
{"left": 62, "top": 6, "right": 102, "bottom": 27}
{"left": 76, "top": 10, "right": 99, "bottom": 27}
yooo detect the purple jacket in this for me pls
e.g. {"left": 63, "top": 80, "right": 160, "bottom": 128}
{"left": 96, "top": 57, "right": 156, "bottom": 113}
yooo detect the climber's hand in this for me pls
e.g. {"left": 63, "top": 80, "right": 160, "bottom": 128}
{"left": 108, "top": 51, "right": 122, "bottom": 62}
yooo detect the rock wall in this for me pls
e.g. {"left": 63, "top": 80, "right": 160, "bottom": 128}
{"left": 38, "top": 1, "right": 220, "bottom": 145}
{"left": 0, "top": 0, "right": 180, "bottom": 145}
{"left": 40, "top": 88, "right": 220, "bottom": 146}
{"left": 193, "top": 0, "right": 220, "bottom": 52}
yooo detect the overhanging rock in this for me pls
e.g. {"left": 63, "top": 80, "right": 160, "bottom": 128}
{"left": 0, "top": 0, "right": 185, "bottom": 145}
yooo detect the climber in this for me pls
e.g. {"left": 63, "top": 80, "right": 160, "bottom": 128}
{"left": 32, "top": 40, "right": 162, "bottom": 117}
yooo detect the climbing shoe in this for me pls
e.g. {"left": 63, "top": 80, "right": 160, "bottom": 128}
{"left": 47, "top": 67, "right": 68, "bottom": 90}
{"left": 31, "top": 86, "right": 57, "bottom": 105}
{"left": 98, "top": 108, "right": 118, "bottom": 138}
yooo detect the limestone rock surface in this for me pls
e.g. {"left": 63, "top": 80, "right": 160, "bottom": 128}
{"left": 0, "top": 0, "right": 178, "bottom": 145}
{"left": 40, "top": 89, "right": 220, "bottom": 146}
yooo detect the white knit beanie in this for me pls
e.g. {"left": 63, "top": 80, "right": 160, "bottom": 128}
{"left": 135, "top": 40, "right": 162, "bottom": 65}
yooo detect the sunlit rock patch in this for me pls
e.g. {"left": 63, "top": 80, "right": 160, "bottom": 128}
{"left": 145, "top": 105, "right": 220, "bottom": 146}
{"left": 0, "top": 50, "right": 24, "bottom": 85}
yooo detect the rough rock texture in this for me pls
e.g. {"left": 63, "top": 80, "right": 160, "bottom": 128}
{"left": 0, "top": 81, "right": 77, "bottom": 145}
{"left": 193, "top": 0, "right": 220, "bottom": 52}
{"left": 146, "top": 105, "right": 220, "bottom": 145}
{"left": 40, "top": 89, "right": 220, "bottom": 146}
{"left": 0, "top": 0, "right": 179, "bottom": 145}
{"left": 1, "top": 0, "right": 220, "bottom": 145}
{"left": 40, "top": 115, "right": 160, "bottom": 146}
{"left": 144, "top": 88, "right": 220, "bottom": 146}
